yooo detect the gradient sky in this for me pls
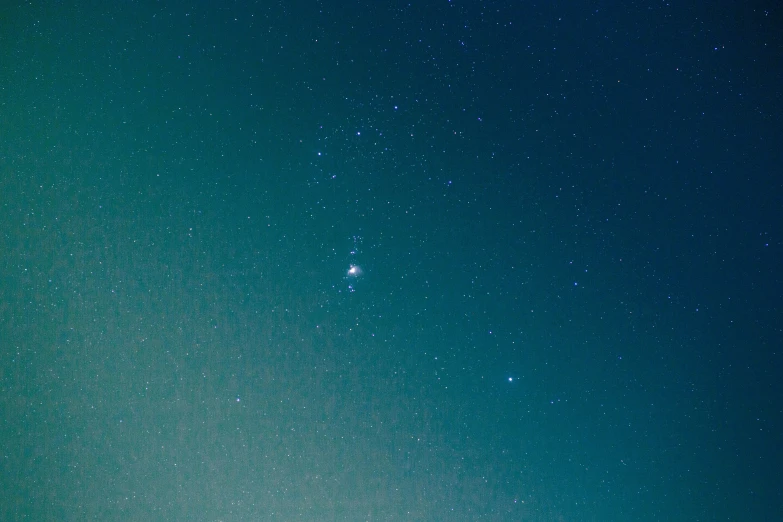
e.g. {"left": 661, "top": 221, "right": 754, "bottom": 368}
{"left": 1, "top": 1, "right": 781, "bottom": 520}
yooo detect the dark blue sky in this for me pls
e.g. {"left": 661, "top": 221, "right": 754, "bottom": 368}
{"left": 1, "top": 1, "right": 781, "bottom": 520}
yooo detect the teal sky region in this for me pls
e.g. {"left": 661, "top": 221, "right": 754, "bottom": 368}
{"left": 1, "top": 1, "right": 781, "bottom": 520}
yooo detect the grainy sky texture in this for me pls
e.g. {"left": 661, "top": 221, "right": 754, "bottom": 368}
{"left": 1, "top": 1, "right": 781, "bottom": 520}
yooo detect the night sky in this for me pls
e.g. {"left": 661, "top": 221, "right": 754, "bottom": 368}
{"left": 1, "top": 1, "right": 781, "bottom": 520}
